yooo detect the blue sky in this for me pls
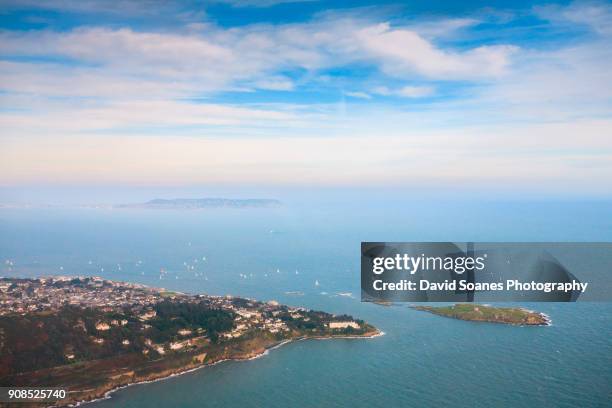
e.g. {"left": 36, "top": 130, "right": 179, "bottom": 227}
{"left": 0, "top": 0, "right": 611, "bottom": 196}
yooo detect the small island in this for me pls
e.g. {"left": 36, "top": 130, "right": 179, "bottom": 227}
{"left": 0, "top": 277, "right": 379, "bottom": 407}
{"left": 412, "top": 304, "right": 550, "bottom": 326}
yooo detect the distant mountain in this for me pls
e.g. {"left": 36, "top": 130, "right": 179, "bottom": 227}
{"left": 117, "top": 198, "right": 281, "bottom": 209}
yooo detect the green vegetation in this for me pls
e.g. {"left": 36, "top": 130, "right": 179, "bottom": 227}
{"left": 0, "top": 303, "right": 235, "bottom": 379}
{"left": 276, "top": 310, "right": 372, "bottom": 336}
{"left": 0, "top": 306, "right": 135, "bottom": 377}
{"left": 413, "top": 304, "right": 549, "bottom": 326}
{"left": 149, "top": 301, "right": 234, "bottom": 343}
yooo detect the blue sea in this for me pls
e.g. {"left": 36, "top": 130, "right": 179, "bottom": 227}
{"left": 1, "top": 197, "right": 611, "bottom": 407}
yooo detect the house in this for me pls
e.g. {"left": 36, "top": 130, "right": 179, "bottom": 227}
{"left": 139, "top": 310, "right": 156, "bottom": 321}
{"left": 170, "top": 341, "right": 187, "bottom": 350}
{"left": 95, "top": 322, "right": 111, "bottom": 331}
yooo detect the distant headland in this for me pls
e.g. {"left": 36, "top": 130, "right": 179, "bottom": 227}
{"left": 412, "top": 304, "right": 550, "bottom": 326}
{"left": 116, "top": 198, "right": 281, "bottom": 209}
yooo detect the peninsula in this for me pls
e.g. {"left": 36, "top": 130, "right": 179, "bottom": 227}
{"left": 0, "top": 277, "right": 378, "bottom": 407}
{"left": 412, "top": 304, "right": 550, "bottom": 326}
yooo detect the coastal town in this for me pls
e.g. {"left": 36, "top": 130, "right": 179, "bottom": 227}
{"left": 0, "top": 276, "right": 367, "bottom": 344}
{"left": 0, "top": 276, "right": 162, "bottom": 315}
{"left": 0, "top": 276, "right": 378, "bottom": 406}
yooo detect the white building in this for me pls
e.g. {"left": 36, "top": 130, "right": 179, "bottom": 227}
{"left": 95, "top": 322, "right": 111, "bottom": 331}
{"left": 328, "top": 321, "right": 360, "bottom": 329}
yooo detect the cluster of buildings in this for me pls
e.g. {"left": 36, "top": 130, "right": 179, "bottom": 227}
{"left": 1, "top": 276, "right": 363, "bottom": 353}
{"left": 217, "top": 301, "right": 295, "bottom": 339}
{"left": 0, "top": 276, "right": 167, "bottom": 315}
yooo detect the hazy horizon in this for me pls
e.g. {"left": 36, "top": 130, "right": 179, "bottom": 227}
{"left": 2, "top": 185, "right": 612, "bottom": 207}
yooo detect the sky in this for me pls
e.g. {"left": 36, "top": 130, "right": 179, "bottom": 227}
{"left": 0, "top": 0, "right": 611, "bottom": 201}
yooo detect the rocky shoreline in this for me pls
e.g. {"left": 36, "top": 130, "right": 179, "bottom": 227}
{"left": 61, "top": 329, "right": 383, "bottom": 408}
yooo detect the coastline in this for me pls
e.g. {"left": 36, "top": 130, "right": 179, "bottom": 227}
{"left": 1, "top": 276, "right": 382, "bottom": 408}
{"left": 62, "top": 329, "right": 383, "bottom": 408}
{"left": 519, "top": 308, "right": 552, "bottom": 326}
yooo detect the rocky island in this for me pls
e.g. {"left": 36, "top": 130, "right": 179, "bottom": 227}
{"left": 0, "top": 277, "right": 379, "bottom": 407}
{"left": 412, "top": 304, "right": 550, "bottom": 326}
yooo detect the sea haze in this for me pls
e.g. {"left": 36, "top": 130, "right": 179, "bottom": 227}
{"left": 0, "top": 197, "right": 611, "bottom": 407}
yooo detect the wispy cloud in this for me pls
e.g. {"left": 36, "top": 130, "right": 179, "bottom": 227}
{"left": 2, "top": 120, "right": 610, "bottom": 190}
{"left": 355, "top": 23, "right": 516, "bottom": 79}
{"left": 0, "top": 1, "right": 611, "bottom": 193}
{"left": 0, "top": 14, "right": 519, "bottom": 133}
{"left": 535, "top": 1, "right": 612, "bottom": 35}
{"left": 372, "top": 85, "right": 435, "bottom": 98}
{"left": 344, "top": 91, "right": 371, "bottom": 99}
{"left": 253, "top": 76, "right": 295, "bottom": 91}
{"left": 212, "top": 0, "right": 320, "bottom": 8}
{"left": 0, "top": 16, "right": 517, "bottom": 100}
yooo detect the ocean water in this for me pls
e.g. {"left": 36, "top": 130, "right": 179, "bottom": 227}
{"left": 1, "top": 198, "right": 611, "bottom": 407}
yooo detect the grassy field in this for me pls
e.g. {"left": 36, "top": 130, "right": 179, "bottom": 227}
{"left": 413, "top": 304, "right": 549, "bottom": 326}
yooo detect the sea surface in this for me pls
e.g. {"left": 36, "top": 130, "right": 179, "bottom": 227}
{"left": 1, "top": 198, "right": 611, "bottom": 407}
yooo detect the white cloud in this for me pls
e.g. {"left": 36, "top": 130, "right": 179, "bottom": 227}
{"left": 397, "top": 86, "right": 434, "bottom": 98}
{"left": 253, "top": 76, "right": 295, "bottom": 91}
{"left": 0, "top": 16, "right": 517, "bottom": 134}
{"left": 355, "top": 23, "right": 517, "bottom": 79}
{"left": 0, "top": 17, "right": 518, "bottom": 102}
{"left": 344, "top": 91, "right": 371, "bottom": 99}
{"left": 475, "top": 40, "right": 612, "bottom": 121}
{"left": 0, "top": 98, "right": 299, "bottom": 137}
{"left": 536, "top": 1, "right": 612, "bottom": 35}
{"left": 404, "top": 18, "right": 479, "bottom": 39}
{"left": 372, "top": 85, "right": 434, "bottom": 98}
{"left": 0, "top": 2, "right": 611, "bottom": 193}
